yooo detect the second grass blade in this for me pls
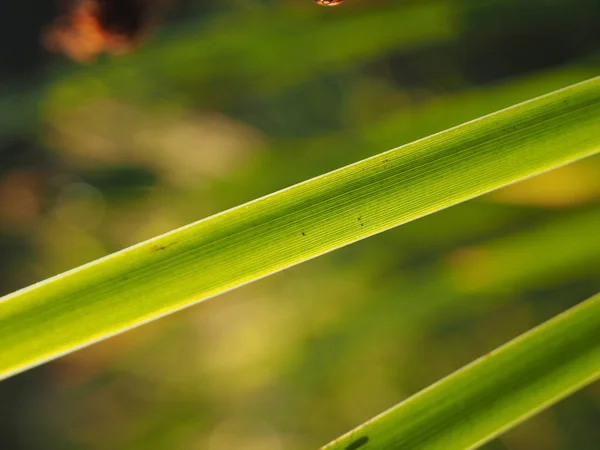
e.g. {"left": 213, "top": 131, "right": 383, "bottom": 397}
{"left": 321, "top": 292, "right": 600, "bottom": 450}
{"left": 1, "top": 77, "right": 600, "bottom": 380}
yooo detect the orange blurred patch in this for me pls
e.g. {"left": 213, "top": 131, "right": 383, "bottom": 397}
{"left": 44, "top": 1, "right": 131, "bottom": 61}
{"left": 43, "top": 0, "right": 172, "bottom": 61}
{"left": 0, "top": 170, "right": 43, "bottom": 224}
{"left": 314, "top": 0, "right": 345, "bottom": 6}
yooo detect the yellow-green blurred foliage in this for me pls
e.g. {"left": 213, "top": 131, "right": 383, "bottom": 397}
{"left": 0, "top": 0, "right": 599, "bottom": 449}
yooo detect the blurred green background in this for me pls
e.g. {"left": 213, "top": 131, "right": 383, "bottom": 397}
{"left": 1, "top": 0, "right": 599, "bottom": 448}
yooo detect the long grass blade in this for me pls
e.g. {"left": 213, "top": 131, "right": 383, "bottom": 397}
{"left": 1, "top": 77, "right": 599, "bottom": 380}
{"left": 321, "top": 292, "right": 600, "bottom": 450}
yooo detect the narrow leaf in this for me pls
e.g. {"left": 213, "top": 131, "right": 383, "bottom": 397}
{"left": 1, "top": 77, "right": 600, "bottom": 380}
{"left": 321, "top": 292, "right": 600, "bottom": 450}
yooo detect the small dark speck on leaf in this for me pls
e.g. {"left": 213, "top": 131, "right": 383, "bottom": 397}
{"left": 345, "top": 436, "right": 369, "bottom": 450}
{"left": 151, "top": 241, "right": 177, "bottom": 253}
{"left": 357, "top": 217, "right": 362, "bottom": 221}
{"left": 302, "top": 231, "right": 306, "bottom": 236}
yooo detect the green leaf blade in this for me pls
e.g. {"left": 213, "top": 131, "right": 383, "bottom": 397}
{"left": 1, "top": 77, "right": 599, "bottom": 380}
{"left": 321, "top": 292, "right": 600, "bottom": 450}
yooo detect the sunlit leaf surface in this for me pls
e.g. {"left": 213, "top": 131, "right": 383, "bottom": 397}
{"left": 322, "top": 292, "right": 600, "bottom": 450}
{"left": 0, "top": 77, "right": 599, "bottom": 380}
